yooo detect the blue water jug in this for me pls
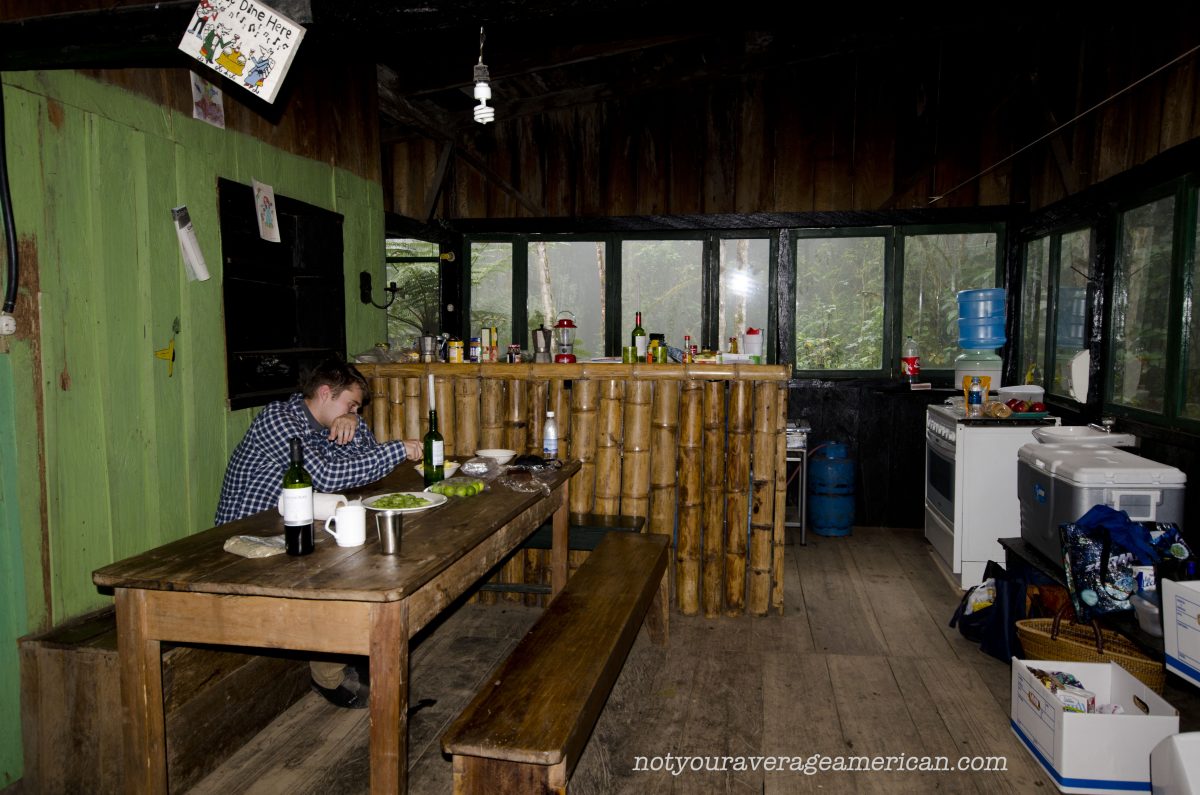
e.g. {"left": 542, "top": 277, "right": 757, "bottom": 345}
{"left": 809, "top": 442, "right": 855, "bottom": 537}
{"left": 957, "top": 288, "right": 1006, "bottom": 349}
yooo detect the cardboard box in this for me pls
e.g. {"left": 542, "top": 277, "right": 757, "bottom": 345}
{"left": 1163, "top": 579, "right": 1200, "bottom": 690}
{"left": 1010, "top": 658, "right": 1179, "bottom": 794}
{"left": 1151, "top": 733, "right": 1200, "bottom": 794}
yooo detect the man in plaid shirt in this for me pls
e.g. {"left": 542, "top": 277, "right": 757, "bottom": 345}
{"left": 215, "top": 358, "right": 421, "bottom": 707}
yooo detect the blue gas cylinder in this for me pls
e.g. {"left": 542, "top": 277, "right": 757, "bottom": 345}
{"left": 809, "top": 442, "right": 855, "bottom": 537}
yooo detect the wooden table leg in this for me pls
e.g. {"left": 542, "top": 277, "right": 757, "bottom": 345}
{"left": 116, "top": 588, "right": 167, "bottom": 793}
{"left": 550, "top": 479, "right": 570, "bottom": 597}
{"left": 369, "top": 601, "right": 409, "bottom": 795}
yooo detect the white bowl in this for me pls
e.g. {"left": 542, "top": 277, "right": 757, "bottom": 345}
{"left": 414, "top": 461, "right": 459, "bottom": 477}
{"left": 474, "top": 449, "right": 517, "bottom": 465}
{"left": 997, "top": 385, "right": 1045, "bottom": 403}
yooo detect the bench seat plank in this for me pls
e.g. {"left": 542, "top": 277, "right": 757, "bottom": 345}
{"left": 442, "top": 532, "right": 668, "bottom": 773}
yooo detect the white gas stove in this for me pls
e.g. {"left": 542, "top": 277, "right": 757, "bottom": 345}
{"left": 924, "top": 403, "right": 1059, "bottom": 588}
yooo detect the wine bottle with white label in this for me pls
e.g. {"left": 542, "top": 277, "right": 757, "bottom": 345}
{"left": 423, "top": 409, "right": 445, "bottom": 486}
{"left": 282, "top": 437, "right": 314, "bottom": 555}
{"left": 631, "top": 311, "right": 648, "bottom": 358}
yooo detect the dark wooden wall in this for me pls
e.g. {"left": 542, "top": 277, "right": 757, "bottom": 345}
{"left": 386, "top": 14, "right": 1200, "bottom": 220}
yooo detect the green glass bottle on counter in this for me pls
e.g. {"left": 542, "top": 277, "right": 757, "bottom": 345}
{"left": 423, "top": 408, "right": 445, "bottom": 486}
{"left": 631, "top": 311, "right": 648, "bottom": 359}
{"left": 282, "top": 437, "right": 314, "bottom": 556}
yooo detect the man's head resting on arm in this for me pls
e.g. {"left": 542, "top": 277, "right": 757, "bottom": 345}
{"left": 302, "top": 358, "right": 370, "bottom": 428}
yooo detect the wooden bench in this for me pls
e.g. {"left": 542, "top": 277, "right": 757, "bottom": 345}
{"left": 442, "top": 531, "right": 669, "bottom": 794}
{"left": 19, "top": 607, "right": 311, "bottom": 793}
{"left": 479, "top": 512, "right": 646, "bottom": 595}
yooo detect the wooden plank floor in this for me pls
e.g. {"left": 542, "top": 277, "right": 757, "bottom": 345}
{"left": 188, "top": 527, "right": 1200, "bottom": 794}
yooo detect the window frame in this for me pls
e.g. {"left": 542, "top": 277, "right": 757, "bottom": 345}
{"left": 1104, "top": 178, "right": 1197, "bottom": 430}
{"left": 1017, "top": 224, "right": 1096, "bottom": 405}
{"left": 893, "top": 223, "right": 1007, "bottom": 379}
{"left": 790, "top": 226, "right": 894, "bottom": 379}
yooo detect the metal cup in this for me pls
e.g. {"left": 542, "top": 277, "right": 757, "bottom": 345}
{"left": 375, "top": 510, "right": 402, "bottom": 554}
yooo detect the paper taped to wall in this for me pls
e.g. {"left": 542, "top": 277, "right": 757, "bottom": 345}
{"left": 172, "top": 206, "right": 211, "bottom": 282}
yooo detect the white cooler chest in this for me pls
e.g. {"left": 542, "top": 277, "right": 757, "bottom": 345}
{"left": 1017, "top": 443, "right": 1186, "bottom": 563}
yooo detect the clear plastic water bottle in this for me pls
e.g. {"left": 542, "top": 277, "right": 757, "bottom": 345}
{"left": 901, "top": 336, "right": 921, "bottom": 383}
{"left": 967, "top": 377, "right": 984, "bottom": 418}
{"left": 542, "top": 411, "right": 559, "bottom": 459}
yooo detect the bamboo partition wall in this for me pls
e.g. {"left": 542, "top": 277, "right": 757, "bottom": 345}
{"left": 357, "top": 362, "right": 791, "bottom": 616}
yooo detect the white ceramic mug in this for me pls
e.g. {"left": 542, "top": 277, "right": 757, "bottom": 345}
{"left": 324, "top": 504, "right": 367, "bottom": 547}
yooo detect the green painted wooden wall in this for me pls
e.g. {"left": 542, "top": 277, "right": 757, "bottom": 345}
{"left": 0, "top": 70, "right": 386, "bottom": 785}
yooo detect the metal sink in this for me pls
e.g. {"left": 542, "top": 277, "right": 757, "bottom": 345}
{"left": 1031, "top": 425, "right": 1136, "bottom": 446}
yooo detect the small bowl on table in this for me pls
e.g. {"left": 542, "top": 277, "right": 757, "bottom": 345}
{"left": 413, "top": 461, "right": 460, "bottom": 477}
{"left": 474, "top": 449, "right": 517, "bottom": 465}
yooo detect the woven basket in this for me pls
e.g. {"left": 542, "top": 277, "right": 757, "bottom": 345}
{"left": 1016, "top": 613, "right": 1165, "bottom": 694}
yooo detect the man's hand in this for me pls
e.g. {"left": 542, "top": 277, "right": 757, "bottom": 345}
{"left": 403, "top": 440, "right": 422, "bottom": 461}
{"left": 327, "top": 413, "right": 359, "bottom": 445}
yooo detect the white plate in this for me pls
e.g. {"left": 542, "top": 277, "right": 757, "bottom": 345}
{"left": 362, "top": 491, "right": 448, "bottom": 513}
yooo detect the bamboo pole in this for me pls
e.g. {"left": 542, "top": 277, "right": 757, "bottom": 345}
{"left": 455, "top": 378, "right": 480, "bottom": 456}
{"left": 724, "top": 380, "right": 751, "bottom": 616}
{"left": 524, "top": 377, "right": 551, "bottom": 604}
{"left": 504, "top": 378, "right": 528, "bottom": 455}
{"left": 370, "top": 377, "right": 389, "bottom": 441}
{"left": 436, "top": 376, "right": 455, "bottom": 456}
{"left": 550, "top": 379, "right": 571, "bottom": 457}
{"left": 748, "top": 381, "right": 777, "bottom": 616}
{"left": 501, "top": 378, "right": 528, "bottom": 601}
{"left": 649, "top": 380, "right": 679, "bottom": 538}
{"left": 619, "top": 379, "right": 653, "bottom": 521}
{"left": 479, "top": 379, "right": 505, "bottom": 450}
{"left": 772, "top": 382, "right": 788, "bottom": 614}
{"left": 527, "top": 378, "right": 548, "bottom": 455}
{"left": 701, "top": 380, "right": 726, "bottom": 618}
{"left": 569, "top": 379, "right": 599, "bottom": 514}
{"left": 649, "top": 380, "right": 679, "bottom": 611}
{"left": 403, "top": 377, "right": 422, "bottom": 440}
{"left": 388, "top": 377, "right": 405, "bottom": 444}
{"left": 676, "top": 380, "right": 702, "bottom": 616}
{"left": 593, "top": 379, "right": 624, "bottom": 516}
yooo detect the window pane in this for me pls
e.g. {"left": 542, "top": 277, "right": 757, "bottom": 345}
{"left": 1051, "top": 230, "right": 1091, "bottom": 399}
{"left": 621, "top": 240, "right": 703, "bottom": 351}
{"left": 469, "top": 241, "right": 514, "bottom": 351}
{"left": 1185, "top": 199, "right": 1200, "bottom": 420}
{"left": 902, "top": 232, "right": 998, "bottom": 368}
{"left": 386, "top": 238, "right": 440, "bottom": 343}
{"left": 386, "top": 237, "right": 438, "bottom": 259}
{"left": 527, "top": 241, "right": 605, "bottom": 360}
{"left": 794, "top": 236, "right": 885, "bottom": 370}
{"left": 1112, "top": 196, "right": 1175, "bottom": 413}
{"left": 1020, "top": 237, "right": 1050, "bottom": 385}
{"left": 718, "top": 239, "right": 770, "bottom": 352}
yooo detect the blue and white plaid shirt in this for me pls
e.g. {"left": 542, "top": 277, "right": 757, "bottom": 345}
{"left": 215, "top": 393, "right": 407, "bottom": 524}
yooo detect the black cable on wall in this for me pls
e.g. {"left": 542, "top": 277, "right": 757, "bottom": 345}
{"left": 0, "top": 81, "right": 19, "bottom": 314}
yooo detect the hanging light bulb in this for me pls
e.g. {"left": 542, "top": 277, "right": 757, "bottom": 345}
{"left": 473, "top": 27, "right": 494, "bottom": 124}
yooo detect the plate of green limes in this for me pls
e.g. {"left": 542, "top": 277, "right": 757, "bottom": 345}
{"left": 362, "top": 491, "right": 447, "bottom": 513}
{"left": 425, "top": 477, "right": 486, "bottom": 498}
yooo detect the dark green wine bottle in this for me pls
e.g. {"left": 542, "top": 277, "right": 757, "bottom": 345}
{"left": 423, "top": 409, "right": 445, "bottom": 486}
{"left": 282, "top": 437, "right": 314, "bottom": 555}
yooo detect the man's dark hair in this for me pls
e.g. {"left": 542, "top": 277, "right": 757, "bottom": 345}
{"left": 300, "top": 358, "right": 370, "bottom": 400}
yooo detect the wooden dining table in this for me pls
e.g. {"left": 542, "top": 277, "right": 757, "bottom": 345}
{"left": 93, "top": 461, "right": 579, "bottom": 794}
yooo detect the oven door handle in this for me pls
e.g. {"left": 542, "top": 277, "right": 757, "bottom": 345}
{"left": 925, "top": 429, "right": 956, "bottom": 458}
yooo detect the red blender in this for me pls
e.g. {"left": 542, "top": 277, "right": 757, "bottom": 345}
{"left": 553, "top": 311, "right": 578, "bottom": 363}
